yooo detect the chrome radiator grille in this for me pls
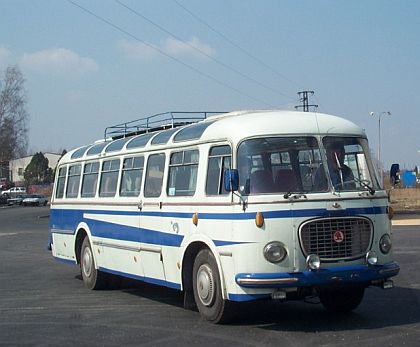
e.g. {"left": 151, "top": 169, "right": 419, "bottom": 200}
{"left": 299, "top": 217, "right": 372, "bottom": 261}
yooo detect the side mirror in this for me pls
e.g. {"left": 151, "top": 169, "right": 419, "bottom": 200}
{"left": 224, "top": 169, "right": 239, "bottom": 192}
{"left": 390, "top": 163, "right": 400, "bottom": 185}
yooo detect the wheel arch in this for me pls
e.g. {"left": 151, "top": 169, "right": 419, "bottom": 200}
{"left": 74, "top": 222, "right": 93, "bottom": 265}
{"left": 181, "top": 239, "right": 228, "bottom": 300}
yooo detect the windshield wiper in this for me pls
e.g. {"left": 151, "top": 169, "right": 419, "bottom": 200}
{"left": 353, "top": 177, "right": 375, "bottom": 195}
{"left": 284, "top": 191, "right": 307, "bottom": 199}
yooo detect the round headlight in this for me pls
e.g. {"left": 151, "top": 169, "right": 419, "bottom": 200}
{"left": 306, "top": 254, "right": 321, "bottom": 270}
{"left": 263, "top": 242, "right": 287, "bottom": 263}
{"left": 379, "top": 234, "right": 392, "bottom": 254}
{"left": 366, "top": 250, "right": 378, "bottom": 265}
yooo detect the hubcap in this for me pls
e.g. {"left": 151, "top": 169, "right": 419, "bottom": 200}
{"left": 82, "top": 246, "right": 93, "bottom": 278}
{"left": 196, "top": 264, "right": 215, "bottom": 306}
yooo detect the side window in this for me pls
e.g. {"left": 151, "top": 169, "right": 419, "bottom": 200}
{"left": 99, "top": 159, "right": 120, "bottom": 197}
{"left": 81, "top": 162, "right": 99, "bottom": 198}
{"left": 120, "top": 156, "right": 144, "bottom": 197}
{"left": 55, "top": 166, "right": 67, "bottom": 199}
{"left": 144, "top": 153, "right": 165, "bottom": 198}
{"left": 206, "top": 145, "right": 231, "bottom": 195}
{"left": 167, "top": 149, "right": 199, "bottom": 197}
{"left": 66, "top": 165, "right": 81, "bottom": 198}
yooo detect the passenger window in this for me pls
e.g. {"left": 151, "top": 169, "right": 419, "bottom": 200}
{"left": 99, "top": 159, "right": 120, "bottom": 197}
{"left": 120, "top": 156, "right": 144, "bottom": 197}
{"left": 167, "top": 149, "right": 199, "bottom": 197}
{"left": 206, "top": 145, "right": 231, "bottom": 195}
{"left": 55, "top": 167, "right": 67, "bottom": 199}
{"left": 81, "top": 162, "right": 100, "bottom": 198}
{"left": 66, "top": 165, "right": 81, "bottom": 198}
{"left": 144, "top": 154, "right": 165, "bottom": 197}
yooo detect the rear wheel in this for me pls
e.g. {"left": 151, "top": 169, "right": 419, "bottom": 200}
{"left": 192, "top": 249, "right": 232, "bottom": 323}
{"left": 319, "top": 286, "right": 365, "bottom": 313}
{"left": 80, "top": 237, "right": 107, "bottom": 290}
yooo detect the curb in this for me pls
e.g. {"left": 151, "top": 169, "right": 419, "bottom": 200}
{"left": 392, "top": 219, "right": 420, "bottom": 226}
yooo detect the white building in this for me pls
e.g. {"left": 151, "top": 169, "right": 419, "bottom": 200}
{"left": 9, "top": 153, "right": 61, "bottom": 185}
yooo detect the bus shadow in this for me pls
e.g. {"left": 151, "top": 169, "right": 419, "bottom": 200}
{"left": 232, "top": 285, "right": 420, "bottom": 332}
{"left": 122, "top": 282, "right": 186, "bottom": 309}
{"left": 75, "top": 274, "right": 420, "bottom": 330}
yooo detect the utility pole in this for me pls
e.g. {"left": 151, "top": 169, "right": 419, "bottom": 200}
{"left": 294, "top": 90, "right": 318, "bottom": 112}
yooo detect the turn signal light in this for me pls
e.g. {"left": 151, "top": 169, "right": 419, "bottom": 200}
{"left": 192, "top": 213, "right": 198, "bottom": 226}
{"left": 255, "top": 212, "right": 264, "bottom": 228}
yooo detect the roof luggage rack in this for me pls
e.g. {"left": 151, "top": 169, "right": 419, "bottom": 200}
{"left": 104, "top": 111, "right": 227, "bottom": 140}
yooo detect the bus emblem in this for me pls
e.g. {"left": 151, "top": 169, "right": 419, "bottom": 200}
{"left": 333, "top": 230, "right": 345, "bottom": 243}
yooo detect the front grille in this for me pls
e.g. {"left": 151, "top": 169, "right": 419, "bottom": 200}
{"left": 299, "top": 217, "right": 372, "bottom": 261}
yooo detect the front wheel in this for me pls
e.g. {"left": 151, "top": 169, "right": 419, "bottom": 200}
{"left": 319, "top": 286, "right": 365, "bottom": 313}
{"left": 192, "top": 249, "right": 232, "bottom": 323}
{"left": 80, "top": 237, "right": 107, "bottom": 290}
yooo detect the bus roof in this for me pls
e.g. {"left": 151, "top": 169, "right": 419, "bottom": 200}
{"left": 62, "top": 110, "right": 365, "bottom": 163}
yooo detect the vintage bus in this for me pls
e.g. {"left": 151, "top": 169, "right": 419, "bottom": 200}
{"left": 49, "top": 110, "right": 399, "bottom": 323}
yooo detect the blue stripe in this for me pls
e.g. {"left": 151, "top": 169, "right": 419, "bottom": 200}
{"left": 51, "top": 205, "right": 387, "bottom": 222}
{"left": 99, "top": 267, "right": 181, "bottom": 290}
{"left": 53, "top": 256, "right": 77, "bottom": 265}
{"left": 85, "top": 220, "right": 185, "bottom": 247}
{"left": 213, "top": 240, "right": 251, "bottom": 247}
{"left": 49, "top": 206, "right": 386, "bottom": 248}
{"left": 235, "top": 261, "right": 400, "bottom": 288}
{"left": 228, "top": 293, "right": 271, "bottom": 302}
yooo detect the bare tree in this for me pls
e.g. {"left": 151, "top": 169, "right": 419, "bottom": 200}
{"left": 0, "top": 65, "right": 29, "bottom": 162}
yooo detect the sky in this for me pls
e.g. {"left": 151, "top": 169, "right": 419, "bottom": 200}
{"left": 1, "top": 0, "right": 419, "bottom": 170}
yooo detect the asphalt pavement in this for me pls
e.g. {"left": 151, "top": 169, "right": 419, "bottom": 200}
{"left": 1, "top": 206, "right": 420, "bottom": 346}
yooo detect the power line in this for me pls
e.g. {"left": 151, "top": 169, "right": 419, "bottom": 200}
{"left": 66, "top": 0, "right": 275, "bottom": 108}
{"left": 172, "top": 0, "right": 304, "bottom": 90}
{"left": 115, "top": 0, "right": 295, "bottom": 101}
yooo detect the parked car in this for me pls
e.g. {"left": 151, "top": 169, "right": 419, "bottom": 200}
{"left": 2, "top": 187, "right": 26, "bottom": 197}
{"left": 7, "top": 194, "right": 29, "bottom": 206}
{"left": 22, "top": 194, "right": 48, "bottom": 206}
{"left": 0, "top": 194, "right": 8, "bottom": 205}
{"left": 0, "top": 179, "right": 13, "bottom": 190}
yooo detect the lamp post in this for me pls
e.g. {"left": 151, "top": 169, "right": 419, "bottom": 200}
{"left": 370, "top": 111, "right": 391, "bottom": 181}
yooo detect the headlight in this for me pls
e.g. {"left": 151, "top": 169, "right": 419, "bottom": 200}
{"left": 379, "top": 234, "right": 392, "bottom": 254}
{"left": 263, "top": 242, "right": 287, "bottom": 263}
{"left": 366, "top": 250, "right": 378, "bottom": 265}
{"left": 306, "top": 254, "right": 321, "bottom": 270}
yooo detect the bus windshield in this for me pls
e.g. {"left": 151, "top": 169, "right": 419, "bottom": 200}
{"left": 237, "top": 136, "right": 379, "bottom": 195}
{"left": 320, "top": 136, "right": 380, "bottom": 192}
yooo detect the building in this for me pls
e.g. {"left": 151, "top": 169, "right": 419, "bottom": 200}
{"left": 9, "top": 153, "right": 61, "bottom": 185}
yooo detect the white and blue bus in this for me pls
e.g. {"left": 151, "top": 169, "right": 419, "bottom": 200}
{"left": 49, "top": 110, "right": 399, "bottom": 323}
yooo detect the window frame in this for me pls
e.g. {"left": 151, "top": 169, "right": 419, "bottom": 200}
{"left": 66, "top": 164, "right": 82, "bottom": 198}
{"left": 55, "top": 166, "right": 68, "bottom": 199}
{"left": 99, "top": 159, "right": 121, "bottom": 198}
{"left": 167, "top": 149, "right": 199, "bottom": 197}
{"left": 119, "top": 156, "right": 144, "bottom": 197}
{"left": 144, "top": 153, "right": 166, "bottom": 198}
{"left": 81, "top": 161, "right": 100, "bottom": 198}
{"left": 205, "top": 145, "right": 232, "bottom": 196}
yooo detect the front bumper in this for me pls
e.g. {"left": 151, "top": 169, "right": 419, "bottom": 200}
{"left": 235, "top": 261, "right": 400, "bottom": 288}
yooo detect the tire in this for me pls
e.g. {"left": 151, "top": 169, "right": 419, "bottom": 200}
{"left": 319, "top": 286, "right": 365, "bottom": 313}
{"left": 192, "top": 249, "right": 232, "bottom": 323}
{"left": 80, "top": 237, "right": 107, "bottom": 290}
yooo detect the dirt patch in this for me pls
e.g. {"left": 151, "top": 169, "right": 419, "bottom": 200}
{"left": 388, "top": 187, "right": 420, "bottom": 213}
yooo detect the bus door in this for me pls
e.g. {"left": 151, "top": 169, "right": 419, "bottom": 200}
{"left": 140, "top": 153, "right": 167, "bottom": 283}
